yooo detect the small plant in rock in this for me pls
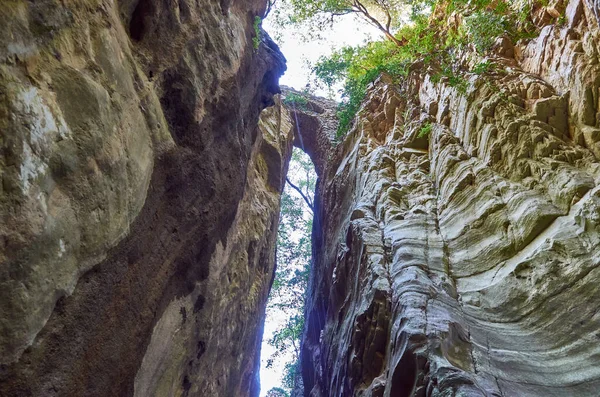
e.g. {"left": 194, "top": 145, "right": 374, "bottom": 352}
{"left": 417, "top": 122, "right": 433, "bottom": 138}
{"left": 253, "top": 16, "right": 262, "bottom": 50}
{"left": 283, "top": 91, "right": 309, "bottom": 109}
{"left": 473, "top": 60, "right": 493, "bottom": 75}
{"left": 451, "top": 75, "right": 469, "bottom": 95}
{"left": 432, "top": 63, "right": 469, "bottom": 94}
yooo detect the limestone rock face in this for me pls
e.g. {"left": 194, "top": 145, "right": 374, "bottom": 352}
{"left": 0, "top": 0, "right": 286, "bottom": 396}
{"left": 300, "top": 1, "right": 600, "bottom": 395}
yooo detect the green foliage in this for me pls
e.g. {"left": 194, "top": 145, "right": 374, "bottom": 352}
{"left": 431, "top": 61, "right": 469, "bottom": 94}
{"left": 336, "top": 77, "right": 368, "bottom": 138}
{"left": 283, "top": 91, "right": 309, "bottom": 109}
{"left": 270, "top": 0, "right": 409, "bottom": 44}
{"left": 465, "top": 11, "right": 507, "bottom": 53}
{"left": 253, "top": 16, "right": 262, "bottom": 50}
{"left": 266, "top": 387, "right": 290, "bottom": 397}
{"left": 266, "top": 148, "right": 315, "bottom": 395}
{"left": 314, "top": 38, "right": 414, "bottom": 137}
{"left": 307, "top": 0, "right": 543, "bottom": 138}
{"left": 314, "top": 15, "right": 449, "bottom": 136}
{"left": 449, "top": 75, "right": 469, "bottom": 94}
{"left": 417, "top": 122, "right": 432, "bottom": 138}
{"left": 473, "top": 60, "right": 493, "bottom": 74}
{"left": 336, "top": 66, "right": 391, "bottom": 138}
{"left": 281, "top": 360, "right": 301, "bottom": 391}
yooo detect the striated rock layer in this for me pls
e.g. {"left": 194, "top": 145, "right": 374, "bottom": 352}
{"left": 300, "top": 0, "right": 600, "bottom": 395}
{"left": 3, "top": 0, "right": 600, "bottom": 395}
{"left": 0, "top": 0, "right": 287, "bottom": 396}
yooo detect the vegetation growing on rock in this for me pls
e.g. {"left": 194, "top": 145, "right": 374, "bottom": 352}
{"left": 254, "top": 16, "right": 263, "bottom": 49}
{"left": 270, "top": 0, "right": 564, "bottom": 136}
{"left": 417, "top": 121, "right": 432, "bottom": 138}
{"left": 282, "top": 91, "right": 310, "bottom": 109}
{"left": 265, "top": 148, "right": 315, "bottom": 396}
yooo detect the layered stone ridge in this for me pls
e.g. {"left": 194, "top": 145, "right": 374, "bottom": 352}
{"left": 300, "top": 0, "right": 600, "bottom": 395}
{"left": 0, "top": 0, "right": 287, "bottom": 396}
{"left": 280, "top": 86, "right": 338, "bottom": 176}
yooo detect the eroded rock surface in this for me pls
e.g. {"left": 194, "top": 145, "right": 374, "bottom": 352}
{"left": 3, "top": 0, "right": 600, "bottom": 395}
{"left": 300, "top": 0, "right": 600, "bottom": 395}
{"left": 0, "top": 0, "right": 287, "bottom": 396}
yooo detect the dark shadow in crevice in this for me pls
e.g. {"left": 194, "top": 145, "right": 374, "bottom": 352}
{"left": 390, "top": 352, "right": 417, "bottom": 397}
{"left": 129, "top": 0, "right": 153, "bottom": 41}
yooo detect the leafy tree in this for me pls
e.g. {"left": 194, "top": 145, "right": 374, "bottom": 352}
{"left": 266, "top": 148, "right": 315, "bottom": 395}
{"left": 272, "top": 0, "right": 414, "bottom": 45}
{"left": 310, "top": 0, "right": 548, "bottom": 136}
{"left": 266, "top": 387, "right": 290, "bottom": 397}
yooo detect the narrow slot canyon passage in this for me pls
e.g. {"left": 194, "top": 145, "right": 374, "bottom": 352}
{"left": 3, "top": 0, "right": 600, "bottom": 396}
{"left": 260, "top": 147, "right": 317, "bottom": 397}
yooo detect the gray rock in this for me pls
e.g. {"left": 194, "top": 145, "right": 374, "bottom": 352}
{"left": 299, "top": 1, "right": 600, "bottom": 395}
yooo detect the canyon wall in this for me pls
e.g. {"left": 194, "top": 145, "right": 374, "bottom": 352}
{"left": 300, "top": 0, "right": 600, "bottom": 395}
{"left": 0, "top": 0, "right": 288, "bottom": 396}
{"left": 3, "top": 0, "right": 600, "bottom": 395}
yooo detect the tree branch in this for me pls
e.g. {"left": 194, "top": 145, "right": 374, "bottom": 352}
{"left": 385, "top": 8, "right": 392, "bottom": 31}
{"left": 264, "top": 0, "right": 275, "bottom": 18}
{"left": 286, "top": 177, "right": 314, "bottom": 212}
{"left": 330, "top": 9, "right": 357, "bottom": 16}
{"left": 352, "top": 0, "right": 405, "bottom": 46}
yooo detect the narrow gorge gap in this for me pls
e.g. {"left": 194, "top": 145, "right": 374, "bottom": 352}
{"left": 260, "top": 146, "right": 316, "bottom": 397}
